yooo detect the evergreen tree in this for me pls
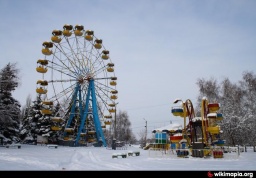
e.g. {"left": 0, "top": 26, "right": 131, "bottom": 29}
{"left": 0, "top": 63, "right": 21, "bottom": 144}
{"left": 20, "top": 95, "right": 39, "bottom": 144}
{"left": 48, "top": 102, "right": 62, "bottom": 144}
{"left": 37, "top": 100, "right": 52, "bottom": 140}
{"left": 20, "top": 95, "right": 43, "bottom": 144}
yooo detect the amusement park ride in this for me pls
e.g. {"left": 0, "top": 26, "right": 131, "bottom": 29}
{"left": 36, "top": 24, "right": 118, "bottom": 147}
{"left": 171, "top": 97, "right": 224, "bottom": 158}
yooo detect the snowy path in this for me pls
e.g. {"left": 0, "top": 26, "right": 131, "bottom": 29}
{"left": 0, "top": 145, "right": 255, "bottom": 170}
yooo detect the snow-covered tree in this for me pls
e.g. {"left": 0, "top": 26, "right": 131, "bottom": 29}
{"left": 0, "top": 63, "right": 19, "bottom": 94}
{"left": 20, "top": 95, "right": 43, "bottom": 144}
{"left": 196, "top": 71, "right": 256, "bottom": 146}
{"left": 19, "top": 94, "right": 32, "bottom": 121}
{"left": 239, "top": 71, "right": 256, "bottom": 147}
{"left": 19, "top": 95, "right": 33, "bottom": 143}
{"left": 104, "top": 110, "right": 137, "bottom": 146}
{"left": 37, "top": 101, "right": 52, "bottom": 141}
{"left": 20, "top": 95, "right": 66, "bottom": 144}
{"left": 138, "top": 129, "right": 147, "bottom": 148}
{"left": 48, "top": 102, "right": 63, "bottom": 144}
{"left": 0, "top": 63, "right": 21, "bottom": 144}
{"left": 219, "top": 78, "right": 245, "bottom": 145}
{"left": 195, "top": 77, "right": 220, "bottom": 116}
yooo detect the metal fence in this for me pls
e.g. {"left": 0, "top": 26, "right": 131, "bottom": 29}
{"left": 148, "top": 147, "right": 240, "bottom": 159}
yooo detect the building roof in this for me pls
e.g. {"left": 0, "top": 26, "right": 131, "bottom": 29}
{"left": 152, "top": 123, "right": 182, "bottom": 133}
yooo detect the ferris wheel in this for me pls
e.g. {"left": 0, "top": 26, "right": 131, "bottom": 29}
{"left": 36, "top": 24, "right": 118, "bottom": 147}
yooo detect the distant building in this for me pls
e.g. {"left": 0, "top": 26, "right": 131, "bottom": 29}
{"left": 152, "top": 123, "right": 182, "bottom": 133}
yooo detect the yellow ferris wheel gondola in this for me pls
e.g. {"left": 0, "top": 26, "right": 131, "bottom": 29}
{"left": 36, "top": 59, "right": 48, "bottom": 73}
{"left": 51, "top": 126, "right": 62, "bottom": 131}
{"left": 111, "top": 90, "right": 118, "bottom": 94}
{"left": 74, "top": 24, "right": 84, "bottom": 36}
{"left": 63, "top": 24, "right": 73, "bottom": 37}
{"left": 108, "top": 108, "right": 116, "bottom": 113}
{"left": 51, "top": 117, "right": 64, "bottom": 122}
{"left": 36, "top": 80, "right": 48, "bottom": 94}
{"left": 102, "top": 50, "right": 109, "bottom": 60}
{"left": 41, "top": 41, "right": 53, "bottom": 55}
{"left": 94, "top": 39, "right": 102, "bottom": 49}
{"left": 51, "top": 30, "right": 63, "bottom": 43}
{"left": 107, "top": 63, "right": 114, "bottom": 72}
{"left": 104, "top": 120, "right": 111, "bottom": 125}
{"left": 85, "top": 30, "right": 94, "bottom": 41}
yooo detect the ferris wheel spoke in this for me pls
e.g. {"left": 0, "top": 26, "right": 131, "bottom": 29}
{"left": 81, "top": 51, "right": 100, "bottom": 77}
{"left": 95, "top": 80, "right": 116, "bottom": 91}
{"left": 82, "top": 38, "right": 108, "bottom": 79}
{"left": 95, "top": 83, "right": 117, "bottom": 105}
{"left": 84, "top": 40, "right": 94, "bottom": 64}
{"left": 95, "top": 89, "right": 110, "bottom": 110}
{"left": 48, "top": 64, "right": 77, "bottom": 79}
{"left": 49, "top": 56, "right": 78, "bottom": 78}
{"left": 52, "top": 53, "right": 77, "bottom": 74}
{"left": 91, "top": 66, "right": 108, "bottom": 78}
{"left": 49, "top": 81, "right": 76, "bottom": 101}
{"left": 90, "top": 53, "right": 103, "bottom": 70}
{"left": 54, "top": 39, "right": 81, "bottom": 75}
{"left": 86, "top": 38, "right": 100, "bottom": 65}
{"left": 81, "top": 52, "right": 94, "bottom": 75}
{"left": 67, "top": 38, "right": 85, "bottom": 72}
{"left": 48, "top": 79, "right": 77, "bottom": 83}
{"left": 50, "top": 86, "right": 74, "bottom": 102}
{"left": 94, "top": 77, "right": 114, "bottom": 80}
{"left": 94, "top": 83, "right": 112, "bottom": 98}
{"left": 79, "top": 48, "right": 98, "bottom": 78}
{"left": 95, "top": 91, "right": 109, "bottom": 107}
{"left": 65, "top": 36, "right": 91, "bottom": 76}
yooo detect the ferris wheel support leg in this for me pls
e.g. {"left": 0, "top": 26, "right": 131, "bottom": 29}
{"left": 78, "top": 87, "right": 84, "bottom": 122}
{"left": 64, "top": 84, "right": 80, "bottom": 138}
{"left": 75, "top": 84, "right": 91, "bottom": 146}
{"left": 91, "top": 80, "right": 107, "bottom": 147}
{"left": 75, "top": 80, "right": 107, "bottom": 147}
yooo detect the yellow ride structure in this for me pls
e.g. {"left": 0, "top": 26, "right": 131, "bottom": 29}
{"left": 171, "top": 97, "right": 224, "bottom": 158}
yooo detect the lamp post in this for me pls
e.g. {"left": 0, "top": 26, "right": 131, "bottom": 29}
{"left": 112, "top": 102, "right": 118, "bottom": 150}
{"left": 143, "top": 118, "right": 147, "bottom": 146}
{"left": 114, "top": 102, "right": 119, "bottom": 139}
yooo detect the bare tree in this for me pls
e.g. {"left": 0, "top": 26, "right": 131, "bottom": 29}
{"left": 114, "top": 110, "right": 137, "bottom": 144}
{"left": 137, "top": 129, "right": 146, "bottom": 148}
{"left": 195, "top": 77, "right": 220, "bottom": 116}
{"left": 196, "top": 71, "right": 256, "bottom": 147}
{"left": 20, "top": 94, "right": 32, "bottom": 120}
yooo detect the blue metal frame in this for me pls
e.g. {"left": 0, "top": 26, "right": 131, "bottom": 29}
{"left": 64, "top": 79, "right": 106, "bottom": 147}
{"left": 63, "top": 83, "right": 80, "bottom": 138}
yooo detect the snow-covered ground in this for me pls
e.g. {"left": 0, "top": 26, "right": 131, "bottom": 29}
{"left": 0, "top": 144, "right": 255, "bottom": 171}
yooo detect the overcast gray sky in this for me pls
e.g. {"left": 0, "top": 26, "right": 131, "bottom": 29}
{"left": 0, "top": 0, "right": 255, "bottom": 137}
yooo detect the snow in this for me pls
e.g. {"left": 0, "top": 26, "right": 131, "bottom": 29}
{"left": 0, "top": 144, "right": 255, "bottom": 170}
{"left": 152, "top": 123, "right": 182, "bottom": 132}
